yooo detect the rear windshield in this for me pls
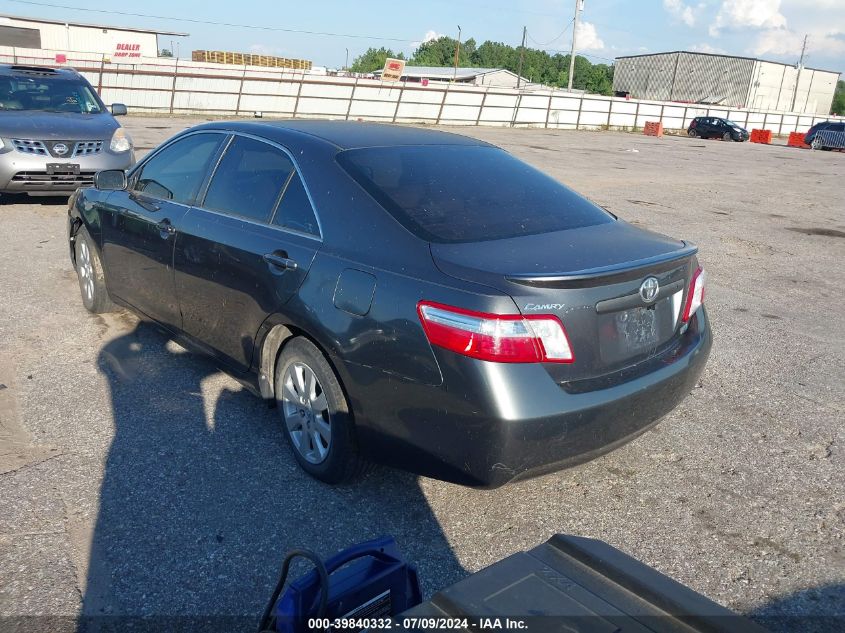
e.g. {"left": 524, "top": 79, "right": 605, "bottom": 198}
{"left": 336, "top": 145, "right": 613, "bottom": 243}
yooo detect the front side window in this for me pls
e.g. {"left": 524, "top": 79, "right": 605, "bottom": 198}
{"left": 133, "top": 133, "right": 222, "bottom": 205}
{"left": 0, "top": 76, "right": 101, "bottom": 113}
{"left": 337, "top": 145, "right": 613, "bottom": 243}
{"left": 203, "top": 136, "right": 295, "bottom": 222}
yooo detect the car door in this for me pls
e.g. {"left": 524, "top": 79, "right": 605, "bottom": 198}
{"left": 174, "top": 134, "right": 321, "bottom": 371}
{"left": 100, "top": 131, "right": 225, "bottom": 330}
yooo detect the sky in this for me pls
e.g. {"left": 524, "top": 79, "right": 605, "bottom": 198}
{"left": 0, "top": 0, "right": 843, "bottom": 73}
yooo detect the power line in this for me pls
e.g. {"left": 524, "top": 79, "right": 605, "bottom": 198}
{"left": 526, "top": 20, "right": 574, "bottom": 48}
{"left": 3, "top": 0, "right": 414, "bottom": 43}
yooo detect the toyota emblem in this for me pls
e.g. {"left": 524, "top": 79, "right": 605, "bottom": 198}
{"left": 639, "top": 277, "right": 660, "bottom": 303}
{"left": 53, "top": 143, "right": 69, "bottom": 156}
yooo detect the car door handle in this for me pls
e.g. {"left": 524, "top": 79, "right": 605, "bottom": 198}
{"left": 156, "top": 219, "right": 176, "bottom": 238}
{"left": 263, "top": 253, "right": 298, "bottom": 270}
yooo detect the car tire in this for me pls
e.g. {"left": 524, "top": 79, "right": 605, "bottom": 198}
{"left": 274, "top": 337, "right": 369, "bottom": 484}
{"left": 811, "top": 138, "right": 822, "bottom": 150}
{"left": 722, "top": 132, "right": 732, "bottom": 141}
{"left": 687, "top": 129, "right": 697, "bottom": 137}
{"left": 74, "top": 228, "right": 114, "bottom": 314}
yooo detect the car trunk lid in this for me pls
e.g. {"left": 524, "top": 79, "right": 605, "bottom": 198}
{"left": 430, "top": 221, "right": 698, "bottom": 384}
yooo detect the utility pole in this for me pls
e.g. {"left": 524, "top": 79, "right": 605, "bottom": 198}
{"left": 453, "top": 25, "right": 462, "bottom": 81}
{"left": 790, "top": 34, "right": 808, "bottom": 113}
{"left": 517, "top": 26, "right": 526, "bottom": 89}
{"left": 567, "top": 0, "right": 583, "bottom": 91}
{"left": 345, "top": 48, "right": 349, "bottom": 71}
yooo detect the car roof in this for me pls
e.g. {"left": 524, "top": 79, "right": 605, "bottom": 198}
{"left": 191, "top": 120, "right": 493, "bottom": 150}
{"left": 0, "top": 64, "right": 82, "bottom": 79}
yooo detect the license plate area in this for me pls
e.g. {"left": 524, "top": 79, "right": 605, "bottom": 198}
{"left": 616, "top": 306, "right": 658, "bottom": 352}
{"left": 46, "top": 163, "right": 80, "bottom": 175}
{"left": 599, "top": 299, "right": 675, "bottom": 364}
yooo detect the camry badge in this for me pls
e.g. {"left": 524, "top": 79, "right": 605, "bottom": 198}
{"left": 639, "top": 277, "right": 660, "bottom": 303}
{"left": 53, "top": 143, "right": 69, "bottom": 156}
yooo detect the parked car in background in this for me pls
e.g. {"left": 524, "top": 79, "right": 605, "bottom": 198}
{"left": 687, "top": 117, "right": 749, "bottom": 141}
{"left": 68, "top": 121, "right": 711, "bottom": 488}
{"left": 804, "top": 120, "right": 845, "bottom": 150}
{"left": 0, "top": 64, "right": 134, "bottom": 196}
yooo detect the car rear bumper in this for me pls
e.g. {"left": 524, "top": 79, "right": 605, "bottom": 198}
{"left": 0, "top": 148, "right": 134, "bottom": 194}
{"left": 343, "top": 308, "right": 711, "bottom": 488}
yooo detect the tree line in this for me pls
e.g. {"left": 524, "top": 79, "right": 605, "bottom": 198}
{"left": 350, "top": 36, "right": 614, "bottom": 95}
{"left": 832, "top": 80, "right": 845, "bottom": 116}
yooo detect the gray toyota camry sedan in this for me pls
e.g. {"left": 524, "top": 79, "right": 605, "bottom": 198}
{"left": 69, "top": 121, "right": 711, "bottom": 487}
{"left": 0, "top": 64, "right": 135, "bottom": 196}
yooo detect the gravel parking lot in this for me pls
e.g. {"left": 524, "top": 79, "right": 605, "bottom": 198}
{"left": 0, "top": 117, "right": 843, "bottom": 631}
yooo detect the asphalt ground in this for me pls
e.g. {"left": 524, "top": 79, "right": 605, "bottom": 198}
{"left": 0, "top": 117, "right": 843, "bottom": 632}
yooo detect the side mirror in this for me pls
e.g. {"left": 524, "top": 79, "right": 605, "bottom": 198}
{"left": 110, "top": 103, "right": 128, "bottom": 116}
{"left": 94, "top": 170, "right": 127, "bottom": 191}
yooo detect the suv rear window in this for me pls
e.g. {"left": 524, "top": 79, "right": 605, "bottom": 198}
{"left": 337, "top": 145, "right": 613, "bottom": 243}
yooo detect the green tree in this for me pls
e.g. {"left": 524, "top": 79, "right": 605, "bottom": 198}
{"left": 831, "top": 80, "right": 845, "bottom": 116}
{"left": 350, "top": 47, "right": 404, "bottom": 73}
{"left": 399, "top": 34, "right": 615, "bottom": 94}
{"left": 159, "top": 49, "right": 173, "bottom": 58}
{"left": 411, "top": 36, "right": 476, "bottom": 67}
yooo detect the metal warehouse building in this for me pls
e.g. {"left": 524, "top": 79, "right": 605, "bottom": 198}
{"left": 613, "top": 51, "right": 840, "bottom": 115}
{"left": 0, "top": 14, "right": 187, "bottom": 59}
{"left": 374, "top": 66, "right": 528, "bottom": 88}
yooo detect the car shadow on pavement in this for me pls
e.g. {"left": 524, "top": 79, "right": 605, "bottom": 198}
{"left": 747, "top": 583, "right": 845, "bottom": 633}
{"left": 78, "top": 320, "right": 465, "bottom": 632}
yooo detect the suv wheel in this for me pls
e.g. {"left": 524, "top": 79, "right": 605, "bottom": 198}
{"left": 274, "top": 337, "right": 369, "bottom": 484}
{"left": 688, "top": 129, "right": 698, "bottom": 137}
{"left": 722, "top": 131, "right": 732, "bottom": 141}
{"left": 74, "top": 229, "right": 114, "bottom": 313}
{"left": 811, "top": 137, "right": 822, "bottom": 150}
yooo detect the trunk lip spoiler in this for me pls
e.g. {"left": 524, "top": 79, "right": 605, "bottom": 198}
{"left": 505, "top": 242, "right": 697, "bottom": 284}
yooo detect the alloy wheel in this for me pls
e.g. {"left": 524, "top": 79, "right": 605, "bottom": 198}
{"left": 281, "top": 361, "right": 331, "bottom": 464}
{"left": 78, "top": 241, "right": 95, "bottom": 302}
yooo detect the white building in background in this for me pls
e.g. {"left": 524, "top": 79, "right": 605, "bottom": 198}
{"left": 374, "top": 66, "right": 529, "bottom": 88}
{"left": 0, "top": 13, "right": 188, "bottom": 59}
{"left": 613, "top": 51, "right": 840, "bottom": 115}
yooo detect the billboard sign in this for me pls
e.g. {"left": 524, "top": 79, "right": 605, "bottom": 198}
{"left": 381, "top": 58, "right": 406, "bottom": 82}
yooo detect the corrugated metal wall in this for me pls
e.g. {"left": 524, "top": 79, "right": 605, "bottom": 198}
{"left": 613, "top": 52, "right": 838, "bottom": 114}
{"left": 614, "top": 52, "right": 754, "bottom": 108}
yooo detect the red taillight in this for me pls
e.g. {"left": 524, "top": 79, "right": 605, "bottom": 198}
{"left": 417, "top": 301, "right": 574, "bottom": 363}
{"left": 681, "top": 267, "right": 706, "bottom": 322}
{"left": 690, "top": 120, "right": 697, "bottom": 128}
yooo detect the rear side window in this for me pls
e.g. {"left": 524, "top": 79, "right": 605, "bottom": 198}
{"left": 337, "top": 145, "right": 613, "bottom": 243}
{"left": 272, "top": 172, "right": 320, "bottom": 237}
{"left": 203, "top": 136, "right": 295, "bottom": 222}
{"left": 134, "top": 133, "right": 222, "bottom": 204}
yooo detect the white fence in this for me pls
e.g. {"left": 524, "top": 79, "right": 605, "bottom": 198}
{"left": 3, "top": 46, "right": 843, "bottom": 134}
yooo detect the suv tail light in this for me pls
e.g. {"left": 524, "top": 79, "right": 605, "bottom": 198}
{"left": 690, "top": 119, "right": 697, "bottom": 128}
{"left": 681, "top": 267, "right": 706, "bottom": 322}
{"left": 417, "top": 301, "right": 574, "bottom": 363}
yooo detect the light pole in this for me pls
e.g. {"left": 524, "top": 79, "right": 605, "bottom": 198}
{"left": 345, "top": 48, "right": 349, "bottom": 71}
{"left": 453, "top": 25, "right": 462, "bottom": 81}
{"left": 567, "top": 0, "right": 584, "bottom": 91}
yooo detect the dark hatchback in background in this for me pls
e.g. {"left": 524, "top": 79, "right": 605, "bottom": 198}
{"left": 68, "top": 121, "right": 711, "bottom": 488}
{"left": 687, "top": 116, "right": 749, "bottom": 141}
{"left": 0, "top": 64, "right": 134, "bottom": 196}
{"left": 804, "top": 120, "right": 845, "bottom": 149}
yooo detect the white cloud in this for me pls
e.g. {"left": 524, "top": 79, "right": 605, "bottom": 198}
{"left": 663, "top": 0, "right": 697, "bottom": 27}
{"left": 410, "top": 29, "right": 443, "bottom": 50}
{"left": 689, "top": 42, "right": 728, "bottom": 54}
{"left": 752, "top": 28, "right": 845, "bottom": 57}
{"left": 710, "top": 0, "right": 787, "bottom": 36}
{"left": 575, "top": 21, "right": 605, "bottom": 51}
